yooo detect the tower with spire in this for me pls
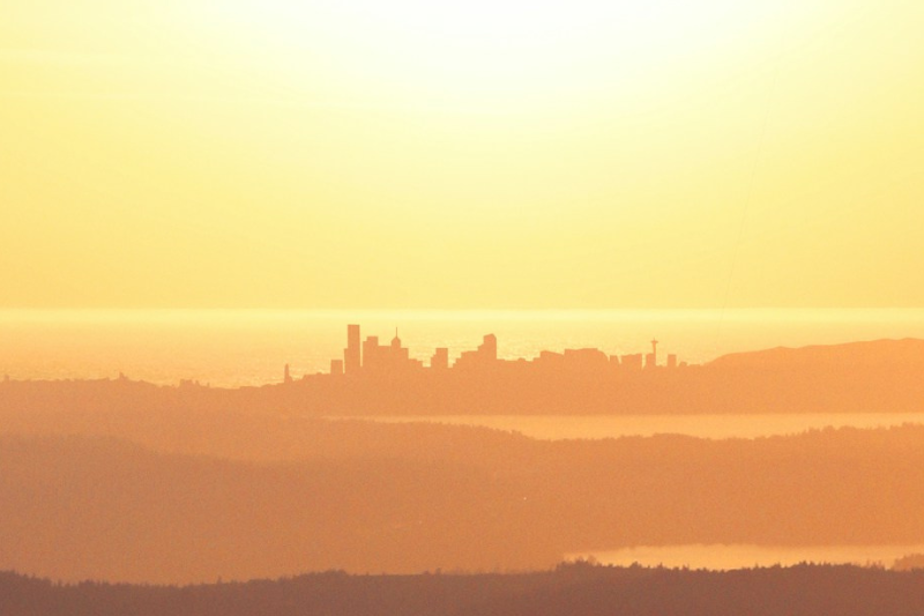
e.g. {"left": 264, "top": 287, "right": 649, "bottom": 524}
{"left": 646, "top": 338, "right": 659, "bottom": 369}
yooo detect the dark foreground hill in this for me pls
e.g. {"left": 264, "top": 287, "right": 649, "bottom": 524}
{"left": 3, "top": 564, "right": 924, "bottom": 616}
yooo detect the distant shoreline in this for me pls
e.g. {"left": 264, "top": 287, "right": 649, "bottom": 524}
{"left": 3, "top": 309, "right": 924, "bottom": 386}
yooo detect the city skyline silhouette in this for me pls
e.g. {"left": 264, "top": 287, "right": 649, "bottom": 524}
{"left": 3, "top": 0, "right": 924, "bottom": 612}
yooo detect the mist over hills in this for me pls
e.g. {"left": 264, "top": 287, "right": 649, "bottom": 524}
{"left": 0, "top": 434, "right": 549, "bottom": 582}
{"left": 3, "top": 422, "right": 924, "bottom": 583}
{"left": 3, "top": 338, "right": 924, "bottom": 584}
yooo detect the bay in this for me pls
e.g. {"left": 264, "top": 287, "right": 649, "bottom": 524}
{"left": 354, "top": 413, "right": 924, "bottom": 440}
{"left": 567, "top": 544, "right": 924, "bottom": 570}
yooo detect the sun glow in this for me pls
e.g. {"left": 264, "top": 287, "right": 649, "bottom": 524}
{"left": 3, "top": 0, "right": 923, "bottom": 309}
{"left": 202, "top": 0, "right": 790, "bottom": 110}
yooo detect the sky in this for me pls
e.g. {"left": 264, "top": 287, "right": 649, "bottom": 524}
{"left": 2, "top": 0, "right": 922, "bottom": 309}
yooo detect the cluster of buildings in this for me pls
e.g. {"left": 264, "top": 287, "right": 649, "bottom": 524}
{"left": 333, "top": 324, "right": 426, "bottom": 376}
{"left": 291, "top": 324, "right": 683, "bottom": 380}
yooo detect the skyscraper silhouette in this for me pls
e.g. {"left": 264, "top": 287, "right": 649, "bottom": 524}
{"left": 345, "top": 324, "right": 361, "bottom": 375}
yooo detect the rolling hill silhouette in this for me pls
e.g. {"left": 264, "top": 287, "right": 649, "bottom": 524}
{"left": 3, "top": 423, "right": 924, "bottom": 583}
{"left": 3, "top": 565, "right": 924, "bottom": 616}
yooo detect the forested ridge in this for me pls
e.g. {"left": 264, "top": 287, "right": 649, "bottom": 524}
{"left": 3, "top": 564, "right": 924, "bottom": 616}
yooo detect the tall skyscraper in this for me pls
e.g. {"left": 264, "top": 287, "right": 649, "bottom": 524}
{"left": 480, "top": 334, "right": 498, "bottom": 361}
{"left": 431, "top": 347, "right": 449, "bottom": 370}
{"left": 645, "top": 338, "right": 659, "bottom": 369}
{"left": 344, "top": 324, "right": 361, "bottom": 375}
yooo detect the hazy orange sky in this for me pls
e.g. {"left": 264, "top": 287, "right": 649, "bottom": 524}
{"left": 2, "top": 1, "right": 922, "bottom": 309}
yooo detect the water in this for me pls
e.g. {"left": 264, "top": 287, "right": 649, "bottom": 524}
{"left": 1, "top": 308, "right": 923, "bottom": 387}
{"left": 567, "top": 544, "right": 924, "bottom": 570}
{"left": 358, "top": 413, "right": 924, "bottom": 440}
